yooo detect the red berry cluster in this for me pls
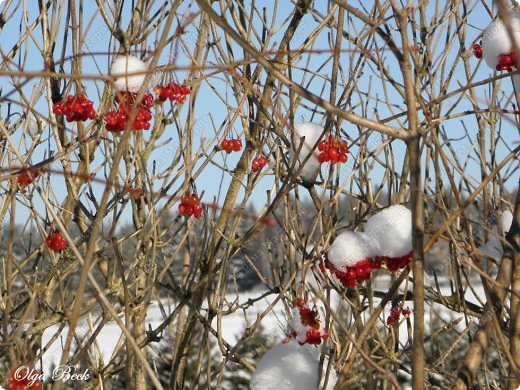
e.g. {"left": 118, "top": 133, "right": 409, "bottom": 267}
{"left": 496, "top": 52, "right": 517, "bottom": 72}
{"left": 387, "top": 306, "right": 412, "bottom": 326}
{"left": 317, "top": 136, "right": 348, "bottom": 164}
{"left": 104, "top": 92, "right": 154, "bottom": 132}
{"left": 472, "top": 42, "right": 482, "bottom": 59}
{"left": 154, "top": 82, "right": 190, "bottom": 103}
{"left": 320, "top": 258, "right": 381, "bottom": 288}
{"left": 178, "top": 194, "right": 203, "bottom": 219}
{"left": 53, "top": 94, "right": 96, "bottom": 122}
{"left": 251, "top": 155, "right": 267, "bottom": 172}
{"left": 8, "top": 367, "right": 42, "bottom": 390}
{"left": 45, "top": 232, "right": 68, "bottom": 252}
{"left": 292, "top": 299, "right": 329, "bottom": 346}
{"left": 219, "top": 138, "right": 242, "bottom": 154}
{"left": 17, "top": 167, "right": 40, "bottom": 191}
{"left": 376, "top": 251, "right": 413, "bottom": 272}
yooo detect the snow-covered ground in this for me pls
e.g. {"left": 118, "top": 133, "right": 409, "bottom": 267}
{"left": 38, "top": 272, "right": 487, "bottom": 386}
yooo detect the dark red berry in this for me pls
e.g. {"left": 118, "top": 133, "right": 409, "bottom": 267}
{"left": 472, "top": 43, "right": 482, "bottom": 59}
{"left": 46, "top": 232, "right": 67, "bottom": 251}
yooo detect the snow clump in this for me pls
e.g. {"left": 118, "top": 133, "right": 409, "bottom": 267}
{"left": 110, "top": 55, "right": 149, "bottom": 93}
{"left": 364, "top": 205, "right": 412, "bottom": 259}
{"left": 290, "top": 122, "right": 324, "bottom": 182}
{"left": 250, "top": 341, "right": 337, "bottom": 390}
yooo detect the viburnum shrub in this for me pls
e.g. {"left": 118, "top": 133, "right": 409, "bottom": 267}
{"left": 45, "top": 232, "right": 68, "bottom": 252}
{"left": 219, "top": 138, "right": 242, "bottom": 154}
{"left": 154, "top": 82, "right": 190, "bottom": 103}
{"left": 289, "top": 299, "right": 329, "bottom": 346}
{"left": 178, "top": 194, "right": 203, "bottom": 219}
{"left": 53, "top": 94, "right": 96, "bottom": 122}
{"left": 251, "top": 155, "right": 267, "bottom": 172}
{"left": 317, "top": 135, "right": 348, "bottom": 164}
{"left": 8, "top": 367, "right": 42, "bottom": 390}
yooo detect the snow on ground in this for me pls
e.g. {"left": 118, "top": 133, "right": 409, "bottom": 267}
{"left": 39, "top": 273, "right": 487, "bottom": 382}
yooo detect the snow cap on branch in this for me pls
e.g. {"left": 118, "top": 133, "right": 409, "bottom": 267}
{"left": 501, "top": 210, "right": 513, "bottom": 233}
{"left": 328, "top": 231, "right": 380, "bottom": 270}
{"left": 482, "top": 13, "right": 520, "bottom": 69}
{"left": 365, "top": 205, "right": 412, "bottom": 258}
{"left": 290, "top": 122, "right": 324, "bottom": 182}
{"left": 110, "top": 55, "right": 149, "bottom": 93}
{"left": 251, "top": 341, "right": 337, "bottom": 390}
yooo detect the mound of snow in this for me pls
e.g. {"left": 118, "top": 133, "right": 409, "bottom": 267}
{"left": 110, "top": 55, "right": 149, "bottom": 92}
{"left": 365, "top": 205, "right": 412, "bottom": 258}
{"left": 250, "top": 341, "right": 337, "bottom": 390}
{"left": 501, "top": 210, "right": 513, "bottom": 234}
{"left": 482, "top": 14, "right": 520, "bottom": 69}
{"left": 290, "top": 122, "right": 324, "bottom": 182}
{"left": 328, "top": 231, "right": 380, "bottom": 269}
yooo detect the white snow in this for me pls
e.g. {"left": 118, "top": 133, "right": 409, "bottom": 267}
{"left": 250, "top": 341, "right": 337, "bottom": 390}
{"left": 477, "top": 210, "right": 514, "bottom": 260}
{"left": 110, "top": 55, "right": 149, "bottom": 93}
{"left": 501, "top": 210, "right": 513, "bottom": 233}
{"left": 289, "top": 308, "right": 308, "bottom": 344}
{"left": 364, "top": 205, "right": 412, "bottom": 258}
{"left": 328, "top": 231, "right": 380, "bottom": 269}
{"left": 482, "top": 13, "right": 520, "bottom": 69}
{"left": 290, "top": 122, "right": 324, "bottom": 182}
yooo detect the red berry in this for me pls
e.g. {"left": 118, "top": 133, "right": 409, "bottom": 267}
{"left": 472, "top": 43, "right": 482, "bottom": 59}
{"left": 305, "top": 328, "right": 322, "bottom": 345}
{"left": 46, "top": 232, "right": 67, "bottom": 251}
{"left": 251, "top": 157, "right": 263, "bottom": 172}
{"left": 179, "top": 194, "right": 202, "bottom": 219}
{"left": 17, "top": 168, "right": 40, "bottom": 189}
{"left": 8, "top": 367, "right": 42, "bottom": 389}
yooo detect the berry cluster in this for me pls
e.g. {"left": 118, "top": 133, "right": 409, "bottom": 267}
{"left": 154, "top": 82, "right": 190, "bottom": 103}
{"left": 45, "top": 232, "right": 68, "bottom": 252}
{"left": 317, "top": 136, "right": 348, "bottom": 164}
{"left": 251, "top": 155, "right": 267, "bottom": 172}
{"left": 104, "top": 92, "right": 154, "bottom": 132}
{"left": 178, "top": 194, "right": 203, "bottom": 219}
{"left": 472, "top": 41, "right": 518, "bottom": 72}
{"left": 386, "top": 306, "right": 412, "bottom": 326}
{"left": 472, "top": 42, "right": 482, "bottom": 59}
{"left": 496, "top": 52, "right": 517, "bottom": 72}
{"left": 53, "top": 94, "right": 96, "bottom": 122}
{"left": 320, "top": 258, "right": 381, "bottom": 288}
{"left": 291, "top": 299, "right": 329, "bottom": 346}
{"left": 219, "top": 138, "right": 242, "bottom": 154}
{"left": 7, "top": 367, "right": 42, "bottom": 390}
{"left": 17, "top": 167, "right": 40, "bottom": 191}
{"left": 377, "top": 251, "right": 413, "bottom": 272}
